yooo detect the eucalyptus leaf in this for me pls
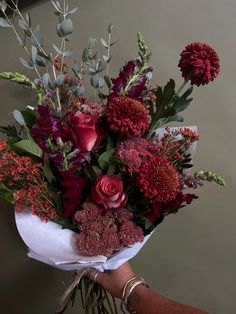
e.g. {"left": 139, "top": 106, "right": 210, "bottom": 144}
{"left": 63, "top": 49, "right": 73, "bottom": 57}
{"left": 82, "top": 48, "right": 89, "bottom": 62}
{"left": 36, "top": 55, "right": 46, "bottom": 67}
{"left": 53, "top": 43, "right": 62, "bottom": 54}
{"left": 13, "top": 139, "right": 42, "bottom": 157}
{"left": 25, "top": 13, "right": 31, "bottom": 27}
{"left": 18, "top": 19, "right": 28, "bottom": 31}
{"left": 67, "top": 7, "right": 78, "bottom": 15}
{"left": 97, "top": 63, "right": 106, "bottom": 73}
{"left": 31, "top": 25, "right": 43, "bottom": 47}
{"left": 59, "top": 19, "right": 73, "bottom": 37}
{"left": 31, "top": 45, "right": 37, "bottom": 64}
{"left": 98, "top": 77, "right": 105, "bottom": 88}
{"left": 51, "top": 0, "right": 62, "bottom": 12}
{"left": 0, "top": 17, "right": 11, "bottom": 28}
{"left": 90, "top": 76, "right": 99, "bottom": 88}
{"left": 108, "top": 23, "right": 114, "bottom": 34}
{"left": 73, "top": 85, "right": 85, "bottom": 96}
{"left": 55, "top": 74, "right": 65, "bottom": 86}
{"left": 0, "top": 0, "right": 7, "bottom": 12}
{"left": 19, "top": 57, "right": 34, "bottom": 69}
{"left": 100, "top": 38, "right": 108, "bottom": 49}
{"left": 42, "top": 72, "right": 50, "bottom": 89}
{"left": 104, "top": 75, "right": 111, "bottom": 88}
{"left": 13, "top": 109, "right": 26, "bottom": 126}
{"left": 88, "top": 37, "right": 96, "bottom": 49}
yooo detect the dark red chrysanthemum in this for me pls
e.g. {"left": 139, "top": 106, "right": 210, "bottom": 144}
{"left": 137, "top": 157, "right": 180, "bottom": 202}
{"left": 107, "top": 96, "right": 151, "bottom": 137}
{"left": 178, "top": 42, "right": 220, "bottom": 86}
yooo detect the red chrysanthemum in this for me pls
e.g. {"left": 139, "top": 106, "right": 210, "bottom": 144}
{"left": 107, "top": 96, "right": 151, "bottom": 137}
{"left": 137, "top": 157, "right": 180, "bottom": 202}
{"left": 178, "top": 42, "right": 220, "bottom": 86}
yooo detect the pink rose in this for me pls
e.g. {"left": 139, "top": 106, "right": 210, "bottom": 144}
{"left": 91, "top": 175, "right": 127, "bottom": 210}
{"left": 69, "top": 113, "right": 98, "bottom": 152}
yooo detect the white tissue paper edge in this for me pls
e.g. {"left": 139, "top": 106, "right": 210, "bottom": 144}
{"left": 15, "top": 126, "right": 197, "bottom": 272}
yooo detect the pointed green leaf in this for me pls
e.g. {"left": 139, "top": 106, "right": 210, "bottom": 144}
{"left": 98, "top": 148, "right": 115, "bottom": 170}
{"left": 13, "top": 139, "right": 42, "bottom": 157}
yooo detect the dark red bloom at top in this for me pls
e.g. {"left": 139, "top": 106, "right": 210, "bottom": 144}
{"left": 178, "top": 42, "right": 220, "bottom": 86}
{"left": 107, "top": 96, "right": 151, "bottom": 137}
{"left": 146, "top": 192, "right": 198, "bottom": 224}
{"left": 61, "top": 168, "right": 87, "bottom": 217}
{"left": 137, "top": 157, "right": 180, "bottom": 202}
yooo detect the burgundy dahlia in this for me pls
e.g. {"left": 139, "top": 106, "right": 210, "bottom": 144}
{"left": 178, "top": 42, "right": 220, "bottom": 86}
{"left": 137, "top": 157, "right": 180, "bottom": 202}
{"left": 107, "top": 96, "right": 151, "bottom": 137}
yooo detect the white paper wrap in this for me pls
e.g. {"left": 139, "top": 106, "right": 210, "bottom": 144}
{"left": 15, "top": 126, "right": 197, "bottom": 272}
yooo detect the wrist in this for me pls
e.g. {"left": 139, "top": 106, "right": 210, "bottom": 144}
{"left": 128, "top": 284, "right": 149, "bottom": 309}
{"left": 121, "top": 276, "right": 149, "bottom": 313}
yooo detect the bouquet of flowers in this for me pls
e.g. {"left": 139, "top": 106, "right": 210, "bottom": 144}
{"left": 0, "top": 0, "right": 225, "bottom": 313}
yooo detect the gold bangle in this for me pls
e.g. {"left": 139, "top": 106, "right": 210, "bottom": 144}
{"left": 121, "top": 276, "right": 149, "bottom": 313}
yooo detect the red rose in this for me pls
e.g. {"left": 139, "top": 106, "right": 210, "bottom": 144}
{"left": 91, "top": 174, "right": 126, "bottom": 210}
{"left": 69, "top": 113, "right": 98, "bottom": 152}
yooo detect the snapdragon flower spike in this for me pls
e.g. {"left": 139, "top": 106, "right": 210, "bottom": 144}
{"left": 32, "top": 105, "right": 63, "bottom": 152}
{"left": 109, "top": 60, "right": 137, "bottom": 99}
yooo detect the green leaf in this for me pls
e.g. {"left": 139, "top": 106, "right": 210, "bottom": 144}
{"left": 0, "top": 17, "right": 11, "bottom": 28}
{"left": 0, "top": 125, "right": 18, "bottom": 137}
{"left": 98, "top": 148, "right": 115, "bottom": 170}
{"left": 0, "top": 188, "right": 14, "bottom": 204}
{"left": 172, "top": 86, "right": 193, "bottom": 113}
{"left": 162, "top": 79, "right": 175, "bottom": 106}
{"left": 43, "top": 155, "right": 55, "bottom": 183}
{"left": 20, "top": 109, "right": 36, "bottom": 128}
{"left": 13, "top": 139, "right": 42, "bottom": 157}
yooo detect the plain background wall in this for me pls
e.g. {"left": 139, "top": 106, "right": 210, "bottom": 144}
{"left": 0, "top": 0, "right": 235, "bottom": 313}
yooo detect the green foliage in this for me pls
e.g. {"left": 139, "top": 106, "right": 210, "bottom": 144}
{"left": 13, "top": 139, "right": 42, "bottom": 158}
{"left": 43, "top": 155, "right": 55, "bottom": 183}
{"left": 0, "top": 185, "right": 15, "bottom": 204}
{"left": 21, "top": 108, "right": 37, "bottom": 129}
{"left": 98, "top": 148, "right": 115, "bottom": 170}
{"left": 0, "top": 125, "right": 19, "bottom": 145}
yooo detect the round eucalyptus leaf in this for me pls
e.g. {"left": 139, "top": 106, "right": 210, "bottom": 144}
{"left": 59, "top": 19, "right": 73, "bottom": 37}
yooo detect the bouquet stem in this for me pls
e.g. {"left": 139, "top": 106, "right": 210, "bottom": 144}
{"left": 56, "top": 271, "right": 119, "bottom": 314}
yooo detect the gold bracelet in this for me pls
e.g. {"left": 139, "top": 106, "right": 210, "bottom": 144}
{"left": 121, "top": 276, "right": 149, "bottom": 313}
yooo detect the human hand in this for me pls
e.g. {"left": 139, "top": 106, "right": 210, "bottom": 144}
{"left": 87, "top": 262, "right": 135, "bottom": 299}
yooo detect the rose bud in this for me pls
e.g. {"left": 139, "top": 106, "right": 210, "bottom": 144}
{"left": 69, "top": 113, "right": 98, "bottom": 152}
{"left": 91, "top": 174, "right": 127, "bottom": 210}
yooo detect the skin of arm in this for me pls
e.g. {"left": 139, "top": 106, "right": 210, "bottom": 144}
{"left": 87, "top": 263, "right": 209, "bottom": 314}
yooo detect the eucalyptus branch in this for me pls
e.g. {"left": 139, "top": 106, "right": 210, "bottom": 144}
{"left": 59, "top": 0, "right": 67, "bottom": 75}
{"left": 106, "top": 32, "right": 112, "bottom": 76}
{"left": 1, "top": 10, "right": 42, "bottom": 79}
{"left": 9, "top": 0, "right": 48, "bottom": 58}
{"left": 50, "top": 53, "right": 62, "bottom": 112}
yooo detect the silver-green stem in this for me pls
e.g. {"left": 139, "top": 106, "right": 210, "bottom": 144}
{"left": 2, "top": 10, "right": 42, "bottom": 79}
{"left": 59, "top": 0, "right": 67, "bottom": 75}
{"left": 50, "top": 53, "right": 62, "bottom": 112}
{"left": 106, "top": 32, "right": 111, "bottom": 76}
{"left": 10, "top": 0, "right": 48, "bottom": 58}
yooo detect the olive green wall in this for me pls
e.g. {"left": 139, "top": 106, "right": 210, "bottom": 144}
{"left": 0, "top": 0, "right": 235, "bottom": 313}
